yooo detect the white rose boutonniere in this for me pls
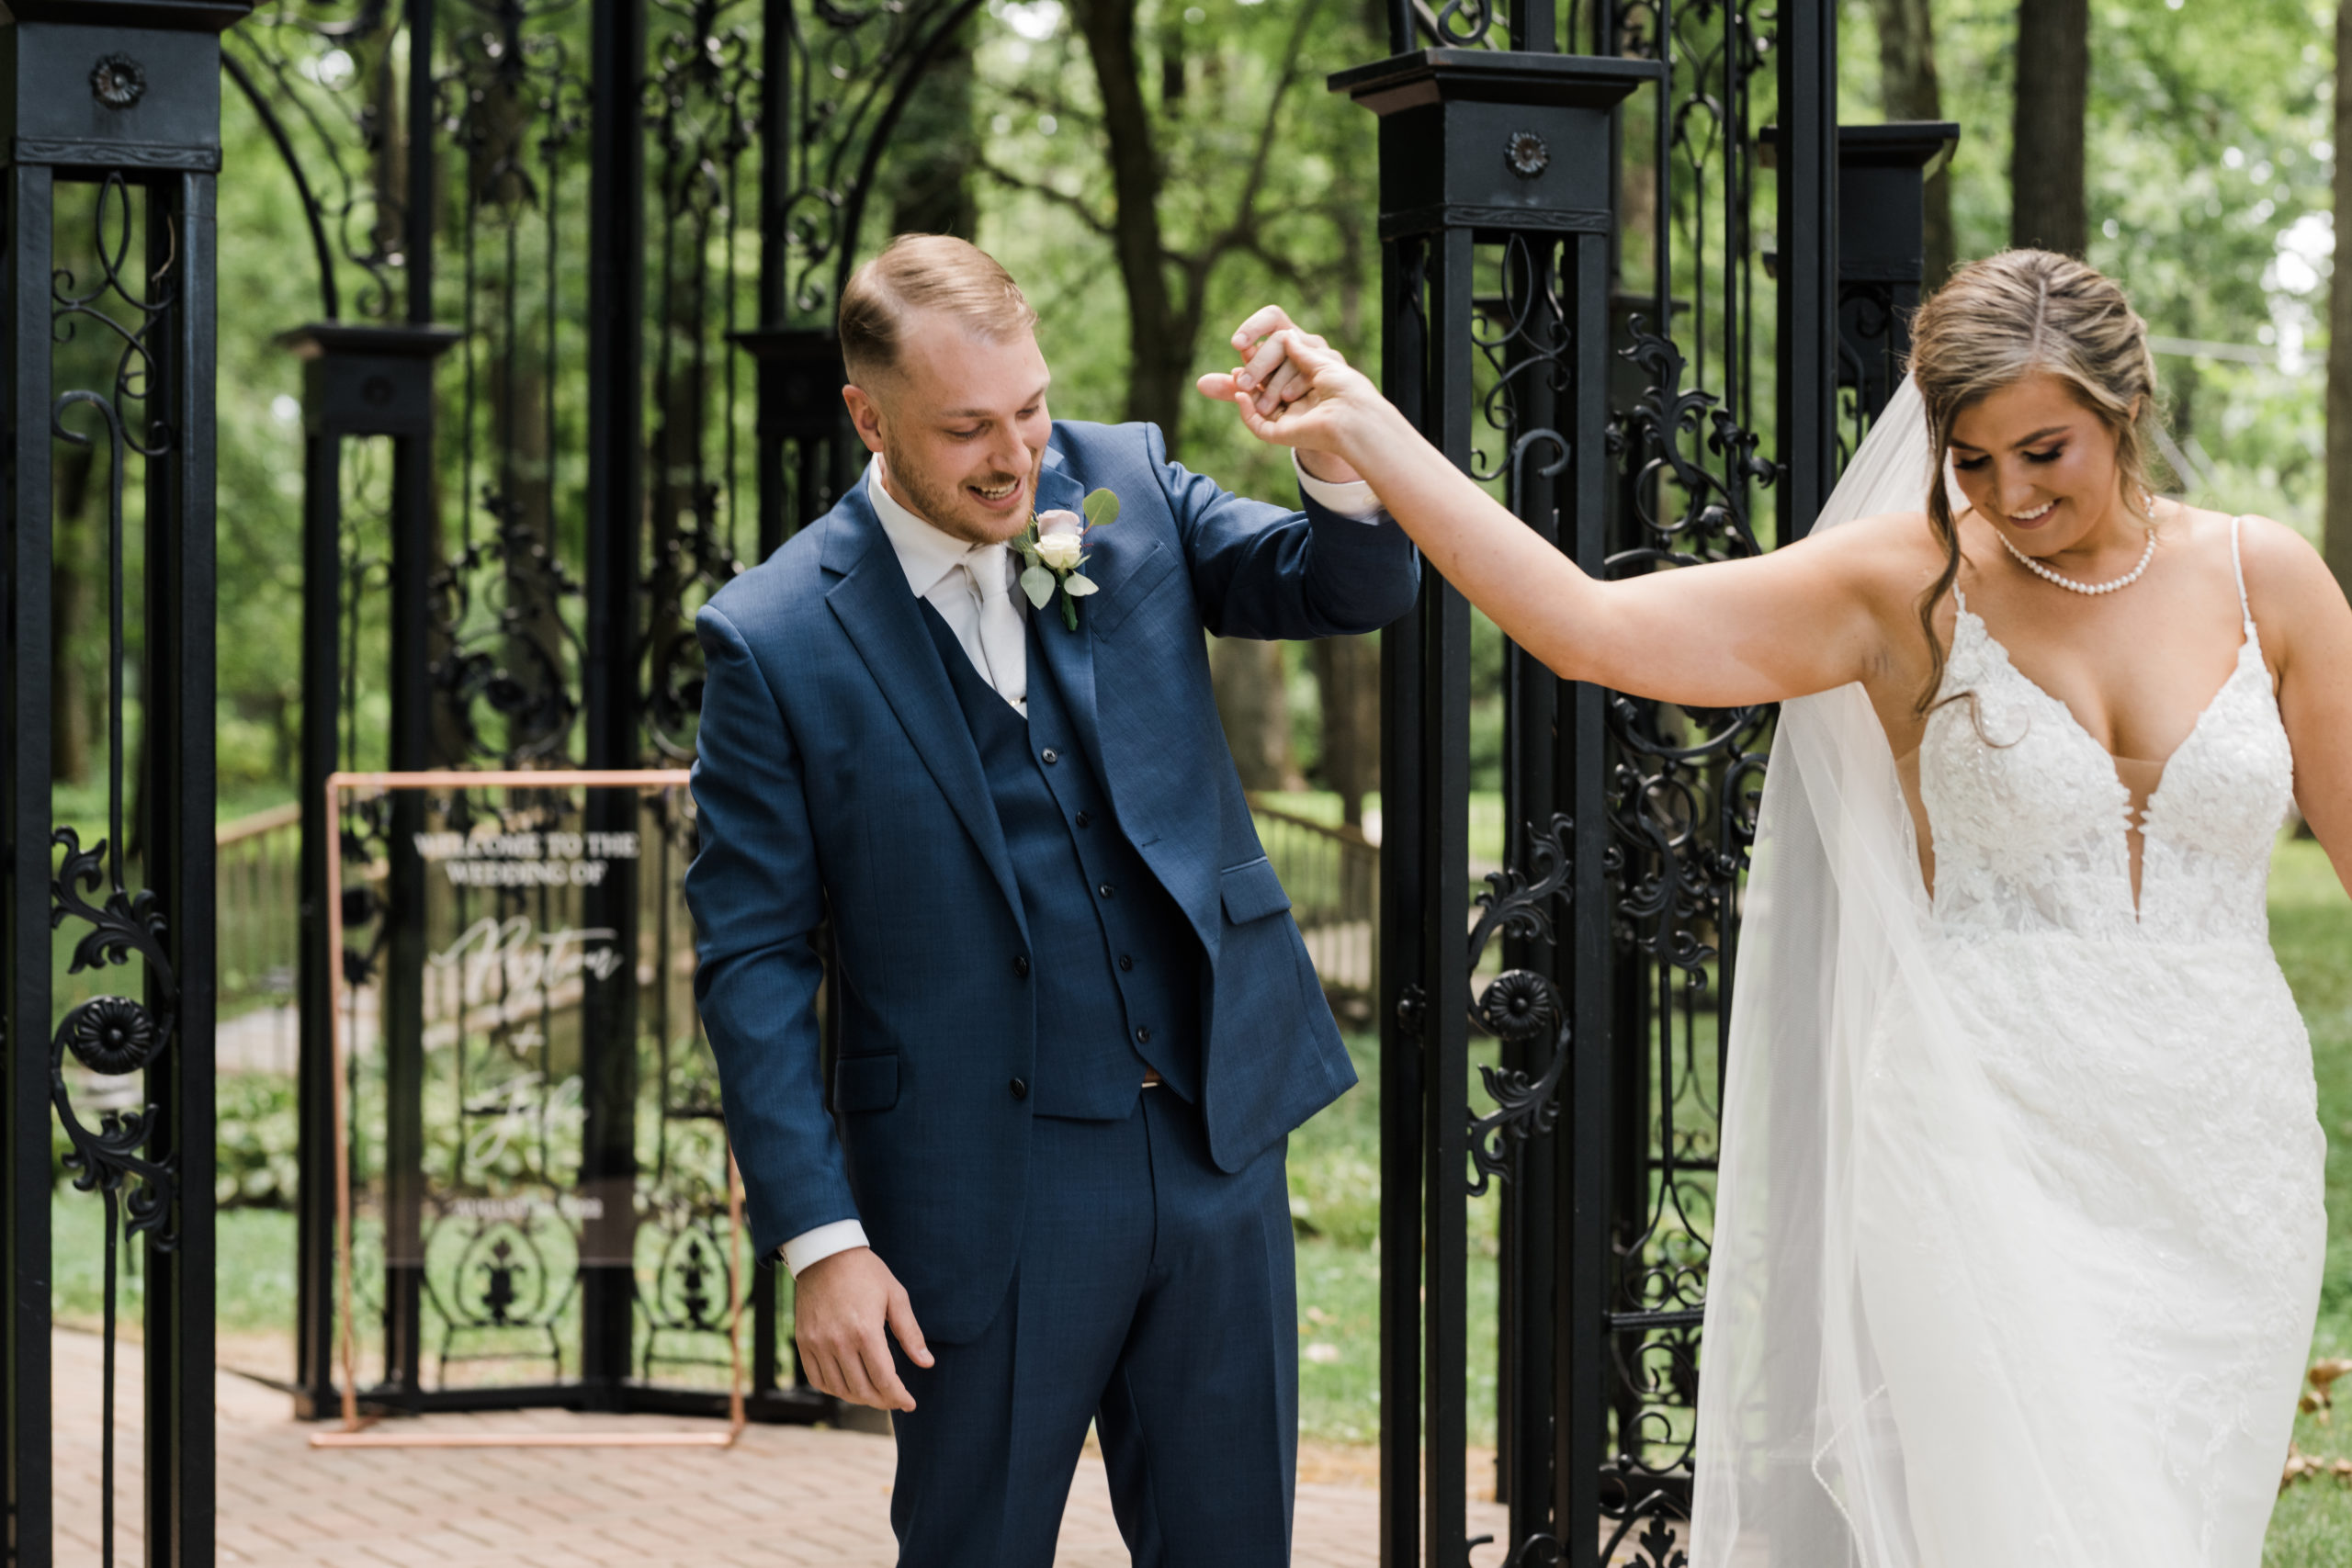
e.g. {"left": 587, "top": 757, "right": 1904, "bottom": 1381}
{"left": 1012, "top": 488, "right": 1121, "bottom": 630}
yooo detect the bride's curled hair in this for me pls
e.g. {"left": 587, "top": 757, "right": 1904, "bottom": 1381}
{"left": 1905, "top": 249, "right": 2167, "bottom": 708}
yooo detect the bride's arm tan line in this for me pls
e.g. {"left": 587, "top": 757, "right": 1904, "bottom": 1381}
{"left": 1203, "top": 329, "right": 1894, "bottom": 710}
{"left": 2243, "top": 515, "right": 2352, "bottom": 896}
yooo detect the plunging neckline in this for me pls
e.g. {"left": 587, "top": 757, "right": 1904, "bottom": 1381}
{"left": 1952, "top": 605, "right": 2266, "bottom": 919}
{"left": 1954, "top": 605, "right": 2261, "bottom": 821}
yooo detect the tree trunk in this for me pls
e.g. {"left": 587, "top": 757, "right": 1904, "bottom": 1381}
{"left": 1309, "top": 634, "right": 1379, "bottom": 825}
{"left": 2327, "top": 0, "right": 2352, "bottom": 599}
{"left": 2010, "top": 0, "right": 2089, "bottom": 255}
{"left": 1872, "top": 0, "right": 1955, "bottom": 286}
{"left": 1208, "top": 637, "right": 1301, "bottom": 792}
{"left": 1070, "top": 0, "right": 1189, "bottom": 440}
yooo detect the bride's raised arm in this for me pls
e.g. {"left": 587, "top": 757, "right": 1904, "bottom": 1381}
{"left": 1199, "top": 321, "right": 1906, "bottom": 712}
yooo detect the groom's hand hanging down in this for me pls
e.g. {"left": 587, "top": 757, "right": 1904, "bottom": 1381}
{"left": 793, "top": 1246, "right": 933, "bottom": 1412}
{"left": 1197, "top": 307, "right": 1376, "bottom": 484}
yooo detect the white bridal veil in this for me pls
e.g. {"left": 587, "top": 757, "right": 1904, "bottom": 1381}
{"left": 1687, "top": 378, "right": 2137, "bottom": 1566}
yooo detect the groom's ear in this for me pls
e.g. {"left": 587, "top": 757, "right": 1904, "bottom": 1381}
{"left": 842, "top": 381, "right": 888, "bottom": 456}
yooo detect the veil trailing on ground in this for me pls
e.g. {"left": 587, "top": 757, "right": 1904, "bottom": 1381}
{"left": 1687, "top": 377, "right": 2124, "bottom": 1566}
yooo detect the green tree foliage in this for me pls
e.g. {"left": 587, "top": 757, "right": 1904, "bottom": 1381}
{"left": 195, "top": 3, "right": 2343, "bottom": 805}
{"left": 1852, "top": 0, "right": 2335, "bottom": 536}
{"left": 963, "top": 0, "right": 1384, "bottom": 491}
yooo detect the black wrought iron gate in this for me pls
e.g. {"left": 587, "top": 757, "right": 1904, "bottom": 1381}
{"left": 0, "top": 0, "right": 1954, "bottom": 1557}
{"left": 1340, "top": 4, "right": 1951, "bottom": 1563}
{"left": 217, "top": 0, "right": 978, "bottom": 1428}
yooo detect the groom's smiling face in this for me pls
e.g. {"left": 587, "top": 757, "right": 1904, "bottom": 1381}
{"left": 844, "top": 310, "right": 1053, "bottom": 547}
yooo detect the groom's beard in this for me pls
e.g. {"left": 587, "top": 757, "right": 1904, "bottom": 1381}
{"left": 878, "top": 439, "right": 1042, "bottom": 547}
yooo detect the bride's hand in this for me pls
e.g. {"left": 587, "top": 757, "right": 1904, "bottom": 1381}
{"left": 1196, "top": 310, "right": 1386, "bottom": 479}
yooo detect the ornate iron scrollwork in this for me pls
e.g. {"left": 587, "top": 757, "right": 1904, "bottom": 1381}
{"left": 641, "top": 0, "right": 763, "bottom": 762}
{"left": 772, "top": 0, "right": 989, "bottom": 319}
{"left": 1464, "top": 814, "right": 1575, "bottom": 1197}
{"left": 47, "top": 170, "right": 184, "bottom": 1250}
{"left": 221, "top": 4, "right": 405, "bottom": 321}
{"left": 49, "top": 829, "right": 179, "bottom": 1245}
{"left": 428, "top": 504, "right": 587, "bottom": 766}
{"left": 1588, "top": 295, "right": 1774, "bottom": 1548}
{"left": 1471, "top": 233, "right": 1571, "bottom": 489}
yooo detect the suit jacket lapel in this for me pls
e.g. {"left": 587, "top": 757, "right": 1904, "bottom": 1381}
{"left": 1030, "top": 458, "right": 1113, "bottom": 794}
{"left": 821, "top": 490, "right": 1028, "bottom": 942}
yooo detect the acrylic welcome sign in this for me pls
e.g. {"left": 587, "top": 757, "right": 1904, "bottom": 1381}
{"left": 315, "top": 771, "right": 744, "bottom": 1450}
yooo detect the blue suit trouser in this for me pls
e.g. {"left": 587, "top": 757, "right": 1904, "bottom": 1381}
{"left": 888, "top": 1089, "right": 1297, "bottom": 1567}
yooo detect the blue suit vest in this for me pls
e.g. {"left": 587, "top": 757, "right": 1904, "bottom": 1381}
{"left": 918, "top": 599, "right": 1201, "bottom": 1117}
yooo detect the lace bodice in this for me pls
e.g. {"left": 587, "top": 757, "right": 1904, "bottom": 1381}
{"left": 1917, "top": 518, "right": 2295, "bottom": 945}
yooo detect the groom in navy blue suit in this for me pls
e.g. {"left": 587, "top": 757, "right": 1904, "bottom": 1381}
{"left": 686, "top": 235, "right": 1416, "bottom": 1565}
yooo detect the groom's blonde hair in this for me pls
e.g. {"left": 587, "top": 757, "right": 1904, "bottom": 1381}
{"left": 838, "top": 235, "right": 1038, "bottom": 389}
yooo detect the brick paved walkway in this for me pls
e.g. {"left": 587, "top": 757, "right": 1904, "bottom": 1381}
{"left": 50, "top": 1330, "right": 1514, "bottom": 1567}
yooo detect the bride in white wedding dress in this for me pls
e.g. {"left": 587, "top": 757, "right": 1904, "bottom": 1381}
{"left": 1204, "top": 250, "right": 2352, "bottom": 1563}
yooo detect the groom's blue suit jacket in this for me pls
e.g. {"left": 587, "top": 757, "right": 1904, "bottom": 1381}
{"left": 686, "top": 419, "right": 1419, "bottom": 1341}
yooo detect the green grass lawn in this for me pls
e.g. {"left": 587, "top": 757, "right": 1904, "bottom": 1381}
{"left": 2265, "top": 837, "right": 2352, "bottom": 1562}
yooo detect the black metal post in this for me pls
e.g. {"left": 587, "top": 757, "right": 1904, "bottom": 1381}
{"left": 0, "top": 144, "right": 57, "bottom": 1568}
{"left": 1492, "top": 233, "right": 1561, "bottom": 1529}
{"left": 582, "top": 0, "right": 650, "bottom": 1409}
{"left": 735, "top": 328, "right": 854, "bottom": 554}
{"left": 1373, "top": 229, "right": 1430, "bottom": 1568}
{"left": 283, "top": 323, "right": 458, "bottom": 1419}
{"left": 1555, "top": 223, "right": 1617, "bottom": 1568}
{"left": 1421, "top": 223, "right": 1476, "bottom": 1568}
{"left": 1836, "top": 122, "right": 1961, "bottom": 427}
{"left": 1333, "top": 49, "right": 1655, "bottom": 1568}
{"left": 1774, "top": 0, "right": 1838, "bottom": 542}
{"left": 0, "top": 5, "right": 250, "bottom": 1562}
{"left": 144, "top": 157, "right": 220, "bottom": 1568}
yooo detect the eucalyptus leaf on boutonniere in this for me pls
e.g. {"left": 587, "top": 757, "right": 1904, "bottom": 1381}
{"left": 1012, "top": 488, "right": 1121, "bottom": 631}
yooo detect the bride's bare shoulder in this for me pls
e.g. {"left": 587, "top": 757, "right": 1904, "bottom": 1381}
{"left": 2219, "top": 508, "right": 2348, "bottom": 632}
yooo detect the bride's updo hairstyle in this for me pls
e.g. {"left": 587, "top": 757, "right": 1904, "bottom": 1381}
{"left": 1905, "top": 248, "right": 2165, "bottom": 708}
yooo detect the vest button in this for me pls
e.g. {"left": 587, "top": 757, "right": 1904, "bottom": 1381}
{"left": 1012, "top": 954, "right": 1030, "bottom": 978}
{"left": 1118, "top": 953, "right": 1135, "bottom": 972}
{"left": 1075, "top": 811, "right": 1091, "bottom": 829}
{"left": 1098, "top": 882, "right": 1115, "bottom": 898}
{"left": 1136, "top": 1026, "right": 1153, "bottom": 1045}
{"left": 1009, "top": 1077, "right": 1029, "bottom": 1100}
{"left": 1042, "top": 747, "right": 1059, "bottom": 764}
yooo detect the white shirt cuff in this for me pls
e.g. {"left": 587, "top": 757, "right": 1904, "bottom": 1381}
{"left": 780, "top": 1218, "right": 870, "bottom": 1277}
{"left": 1294, "top": 451, "right": 1383, "bottom": 522}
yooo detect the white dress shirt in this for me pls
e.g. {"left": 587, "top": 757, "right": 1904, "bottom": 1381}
{"left": 778, "top": 452, "right": 1385, "bottom": 1278}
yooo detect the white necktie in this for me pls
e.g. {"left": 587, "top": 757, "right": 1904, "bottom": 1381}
{"left": 962, "top": 547, "right": 1028, "bottom": 716}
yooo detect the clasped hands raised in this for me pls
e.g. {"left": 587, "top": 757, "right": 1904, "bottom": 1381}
{"left": 1196, "top": 305, "right": 1394, "bottom": 485}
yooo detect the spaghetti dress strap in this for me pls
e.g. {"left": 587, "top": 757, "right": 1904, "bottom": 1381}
{"left": 2229, "top": 514, "right": 2255, "bottom": 631}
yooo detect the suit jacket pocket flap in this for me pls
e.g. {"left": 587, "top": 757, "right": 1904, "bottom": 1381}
{"left": 832, "top": 1052, "right": 900, "bottom": 1114}
{"left": 1220, "top": 856, "right": 1292, "bottom": 924}
{"left": 1086, "top": 539, "right": 1179, "bottom": 637}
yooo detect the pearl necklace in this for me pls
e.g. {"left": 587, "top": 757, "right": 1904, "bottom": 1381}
{"left": 1999, "top": 524, "right": 2158, "bottom": 596}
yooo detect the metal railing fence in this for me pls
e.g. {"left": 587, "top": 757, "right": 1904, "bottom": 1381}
{"left": 1249, "top": 797, "right": 1378, "bottom": 1017}
{"left": 217, "top": 800, "right": 303, "bottom": 1022}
